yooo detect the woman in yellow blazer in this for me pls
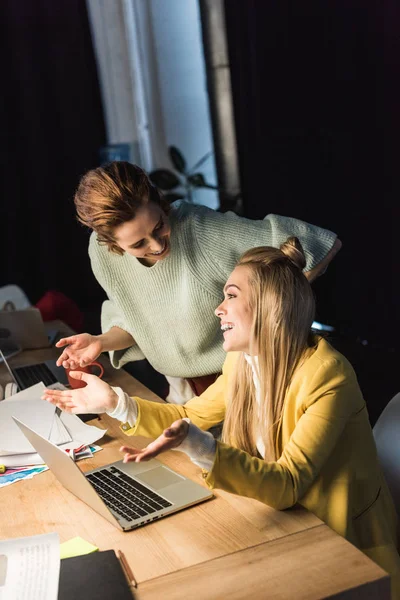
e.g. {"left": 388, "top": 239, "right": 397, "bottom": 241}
{"left": 44, "top": 238, "right": 400, "bottom": 598}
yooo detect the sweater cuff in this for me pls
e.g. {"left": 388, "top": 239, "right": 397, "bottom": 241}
{"left": 107, "top": 387, "right": 138, "bottom": 426}
{"left": 177, "top": 418, "right": 216, "bottom": 471}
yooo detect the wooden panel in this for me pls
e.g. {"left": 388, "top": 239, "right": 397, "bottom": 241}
{"left": 137, "top": 525, "right": 390, "bottom": 600}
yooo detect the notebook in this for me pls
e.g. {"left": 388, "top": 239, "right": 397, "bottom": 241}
{"left": 59, "top": 550, "right": 133, "bottom": 600}
{"left": 14, "top": 417, "right": 213, "bottom": 532}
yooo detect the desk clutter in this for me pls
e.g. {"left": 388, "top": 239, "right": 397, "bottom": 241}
{"left": 0, "top": 381, "right": 105, "bottom": 485}
{"left": 0, "top": 532, "right": 134, "bottom": 600}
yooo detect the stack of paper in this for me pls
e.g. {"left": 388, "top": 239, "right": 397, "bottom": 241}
{"left": 0, "top": 383, "right": 106, "bottom": 468}
{"left": 0, "top": 532, "right": 60, "bottom": 600}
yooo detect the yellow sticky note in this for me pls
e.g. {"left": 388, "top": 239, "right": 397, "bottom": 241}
{"left": 60, "top": 536, "right": 99, "bottom": 559}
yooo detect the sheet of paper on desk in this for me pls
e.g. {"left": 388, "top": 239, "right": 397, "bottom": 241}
{"left": 0, "top": 417, "right": 105, "bottom": 467}
{"left": 0, "top": 398, "right": 56, "bottom": 454}
{"left": 49, "top": 413, "right": 72, "bottom": 445}
{"left": 46, "top": 382, "right": 107, "bottom": 448}
{"left": 3, "top": 382, "right": 46, "bottom": 403}
{"left": 2, "top": 382, "right": 73, "bottom": 447}
{"left": 0, "top": 465, "right": 48, "bottom": 487}
{"left": 0, "top": 446, "right": 101, "bottom": 484}
{"left": 59, "top": 411, "right": 106, "bottom": 448}
{"left": 0, "top": 532, "right": 60, "bottom": 600}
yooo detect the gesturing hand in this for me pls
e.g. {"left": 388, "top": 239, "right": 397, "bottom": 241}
{"left": 56, "top": 333, "right": 103, "bottom": 369}
{"left": 42, "top": 372, "right": 118, "bottom": 414}
{"left": 120, "top": 419, "right": 189, "bottom": 463}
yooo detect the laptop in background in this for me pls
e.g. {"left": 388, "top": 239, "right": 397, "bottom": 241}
{"left": 0, "top": 308, "right": 51, "bottom": 349}
{"left": 14, "top": 417, "right": 213, "bottom": 531}
{"left": 0, "top": 349, "right": 69, "bottom": 391}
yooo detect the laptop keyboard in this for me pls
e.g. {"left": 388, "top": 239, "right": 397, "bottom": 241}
{"left": 86, "top": 466, "right": 172, "bottom": 522}
{"left": 12, "top": 363, "right": 58, "bottom": 389}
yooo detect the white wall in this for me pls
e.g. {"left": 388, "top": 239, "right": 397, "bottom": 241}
{"left": 148, "top": 0, "right": 218, "bottom": 208}
{"left": 87, "top": 0, "right": 218, "bottom": 209}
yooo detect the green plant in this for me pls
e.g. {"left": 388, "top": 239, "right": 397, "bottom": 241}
{"left": 149, "top": 146, "right": 222, "bottom": 204}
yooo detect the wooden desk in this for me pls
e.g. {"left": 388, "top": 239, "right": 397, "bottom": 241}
{"left": 0, "top": 325, "right": 390, "bottom": 598}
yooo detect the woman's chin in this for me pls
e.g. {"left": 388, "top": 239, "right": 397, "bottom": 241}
{"left": 222, "top": 339, "right": 234, "bottom": 352}
{"left": 147, "top": 239, "right": 170, "bottom": 261}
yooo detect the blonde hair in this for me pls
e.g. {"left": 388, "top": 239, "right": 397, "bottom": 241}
{"left": 74, "top": 161, "right": 169, "bottom": 255}
{"left": 222, "top": 237, "right": 316, "bottom": 460}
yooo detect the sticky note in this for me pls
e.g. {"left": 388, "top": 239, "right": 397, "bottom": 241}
{"left": 60, "top": 536, "right": 99, "bottom": 559}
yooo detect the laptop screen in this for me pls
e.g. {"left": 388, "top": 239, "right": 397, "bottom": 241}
{"left": 0, "top": 349, "right": 19, "bottom": 389}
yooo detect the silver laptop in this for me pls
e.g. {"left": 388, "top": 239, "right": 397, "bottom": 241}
{"left": 13, "top": 417, "right": 213, "bottom": 531}
{"left": 0, "top": 349, "right": 69, "bottom": 391}
{"left": 0, "top": 308, "right": 50, "bottom": 349}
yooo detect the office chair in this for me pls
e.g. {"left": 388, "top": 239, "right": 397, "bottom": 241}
{"left": 373, "top": 392, "right": 400, "bottom": 518}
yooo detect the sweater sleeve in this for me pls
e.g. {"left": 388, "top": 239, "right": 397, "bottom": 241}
{"left": 191, "top": 207, "right": 337, "bottom": 279}
{"left": 88, "top": 233, "right": 145, "bottom": 367}
{"left": 178, "top": 420, "right": 216, "bottom": 471}
{"left": 203, "top": 358, "right": 363, "bottom": 510}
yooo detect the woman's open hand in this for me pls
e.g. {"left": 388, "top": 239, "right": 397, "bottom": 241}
{"left": 55, "top": 333, "right": 103, "bottom": 369}
{"left": 120, "top": 419, "right": 189, "bottom": 463}
{"left": 42, "top": 372, "right": 118, "bottom": 414}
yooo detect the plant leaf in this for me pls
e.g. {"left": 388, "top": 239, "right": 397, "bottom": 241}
{"left": 169, "top": 146, "right": 186, "bottom": 174}
{"left": 149, "top": 169, "right": 181, "bottom": 190}
{"left": 188, "top": 150, "right": 213, "bottom": 174}
{"left": 187, "top": 173, "right": 207, "bottom": 187}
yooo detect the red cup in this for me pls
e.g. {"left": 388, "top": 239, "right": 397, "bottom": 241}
{"left": 65, "top": 361, "right": 104, "bottom": 389}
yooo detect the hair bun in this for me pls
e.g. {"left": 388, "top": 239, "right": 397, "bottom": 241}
{"left": 280, "top": 236, "right": 306, "bottom": 271}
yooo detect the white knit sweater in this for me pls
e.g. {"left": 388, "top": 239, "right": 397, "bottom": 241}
{"left": 89, "top": 201, "right": 336, "bottom": 378}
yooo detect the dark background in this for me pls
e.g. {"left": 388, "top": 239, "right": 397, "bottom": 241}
{"left": 0, "top": 1, "right": 398, "bottom": 424}
{"left": 0, "top": 0, "right": 106, "bottom": 313}
{"left": 224, "top": 0, "right": 400, "bottom": 424}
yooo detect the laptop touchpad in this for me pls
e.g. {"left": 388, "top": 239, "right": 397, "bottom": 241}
{"left": 136, "top": 467, "right": 183, "bottom": 490}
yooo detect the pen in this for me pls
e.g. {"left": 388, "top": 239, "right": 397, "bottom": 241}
{"left": 0, "top": 465, "right": 6, "bottom": 474}
{"left": 116, "top": 549, "right": 137, "bottom": 588}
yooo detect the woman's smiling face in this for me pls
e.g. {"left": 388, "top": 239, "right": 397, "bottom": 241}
{"left": 215, "top": 266, "right": 254, "bottom": 354}
{"left": 113, "top": 203, "right": 171, "bottom": 264}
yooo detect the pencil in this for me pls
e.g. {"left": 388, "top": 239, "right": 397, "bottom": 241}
{"left": 116, "top": 549, "right": 137, "bottom": 588}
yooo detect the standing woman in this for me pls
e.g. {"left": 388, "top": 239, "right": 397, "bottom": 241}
{"left": 45, "top": 237, "right": 400, "bottom": 598}
{"left": 57, "top": 161, "right": 341, "bottom": 403}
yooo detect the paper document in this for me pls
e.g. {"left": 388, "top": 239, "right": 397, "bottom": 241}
{"left": 3, "top": 382, "right": 46, "bottom": 402}
{"left": 0, "top": 379, "right": 105, "bottom": 466}
{"left": 49, "top": 414, "right": 72, "bottom": 445}
{"left": 59, "top": 411, "right": 106, "bottom": 447}
{"left": 0, "top": 398, "right": 55, "bottom": 454}
{"left": 0, "top": 532, "right": 60, "bottom": 600}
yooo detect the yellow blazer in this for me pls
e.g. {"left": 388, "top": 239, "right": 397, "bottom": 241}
{"left": 122, "top": 337, "right": 400, "bottom": 597}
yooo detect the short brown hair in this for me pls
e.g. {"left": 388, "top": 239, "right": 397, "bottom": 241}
{"left": 74, "top": 161, "right": 169, "bottom": 255}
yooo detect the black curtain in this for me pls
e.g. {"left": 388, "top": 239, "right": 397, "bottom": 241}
{"left": 0, "top": 0, "right": 106, "bottom": 313}
{"left": 225, "top": 0, "right": 400, "bottom": 422}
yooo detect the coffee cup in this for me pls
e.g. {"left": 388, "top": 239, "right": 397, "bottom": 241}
{"left": 66, "top": 361, "right": 104, "bottom": 389}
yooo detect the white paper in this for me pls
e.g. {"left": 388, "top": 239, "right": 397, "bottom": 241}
{"left": 0, "top": 399, "right": 55, "bottom": 454}
{"left": 49, "top": 414, "right": 72, "bottom": 445}
{"left": 0, "top": 379, "right": 105, "bottom": 465}
{"left": 1, "top": 453, "right": 45, "bottom": 468}
{"left": 2, "top": 413, "right": 105, "bottom": 467}
{"left": 0, "top": 532, "right": 60, "bottom": 600}
{"left": 59, "top": 411, "right": 106, "bottom": 447}
{"left": 4, "top": 382, "right": 46, "bottom": 402}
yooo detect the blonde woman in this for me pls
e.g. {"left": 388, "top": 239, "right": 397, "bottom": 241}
{"left": 44, "top": 238, "right": 400, "bottom": 597}
{"left": 56, "top": 161, "right": 341, "bottom": 403}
